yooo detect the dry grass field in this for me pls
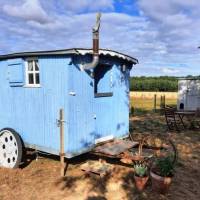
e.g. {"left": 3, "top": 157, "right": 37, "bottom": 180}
{"left": 130, "top": 91, "right": 177, "bottom": 99}
{"left": 130, "top": 91, "right": 177, "bottom": 111}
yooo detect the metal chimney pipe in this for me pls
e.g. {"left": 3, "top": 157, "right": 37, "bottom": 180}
{"left": 82, "top": 13, "right": 101, "bottom": 70}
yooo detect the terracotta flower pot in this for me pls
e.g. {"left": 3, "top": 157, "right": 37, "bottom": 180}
{"left": 134, "top": 175, "right": 149, "bottom": 191}
{"left": 150, "top": 171, "right": 172, "bottom": 194}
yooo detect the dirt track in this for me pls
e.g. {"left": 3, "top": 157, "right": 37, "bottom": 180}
{"left": 0, "top": 113, "right": 200, "bottom": 200}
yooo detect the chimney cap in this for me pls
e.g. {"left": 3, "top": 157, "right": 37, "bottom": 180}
{"left": 93, "top": 12, "right": 101, "bottom": 32}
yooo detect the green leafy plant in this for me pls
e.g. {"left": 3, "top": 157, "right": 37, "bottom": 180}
{"left": 134, "top": 164, "right": 148, "bottom": 177}
{"left": 154, "top": 156, "right": 174, "bottom": 177}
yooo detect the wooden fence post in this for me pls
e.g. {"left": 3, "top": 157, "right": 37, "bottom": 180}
{"left": 154, "top": 94, "right": 157, "bottom": 112}
{"left": 130, "top": 106, "right": 134, "bottom": 116}
{"left": 159, "top": 95, "right": 166, "bottom": 114}
{"left": 163, "top": 95, "right": 166, "bottom": 108}
{"left": 59, "top": 108, "right": 65, "bottom": 177}
{"left": 160, "top": 96, "right": 163, "bottom": 110}
{"left": 160, "top": 95, "right": 163, "bottom": 114}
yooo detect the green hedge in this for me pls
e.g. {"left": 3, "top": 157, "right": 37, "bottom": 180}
{"left": 130, "top": 76, "right": 178, "bottom": 92}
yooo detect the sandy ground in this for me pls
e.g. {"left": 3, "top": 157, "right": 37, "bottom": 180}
{"left": 0, "top": 113, "right": 200, "bottom": 200}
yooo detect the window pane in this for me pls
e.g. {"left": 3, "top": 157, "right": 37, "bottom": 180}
{"left": 35, "top": 73, "right": 40, "bottom": 84}
{"left": 28, "top": 61, "right": 34, "bottom": 71}
{"left": 28, "top": 73, "right": 34, "bottom": 84}
{"left": 35, "top": 61, "right": 39, "bottom": 71}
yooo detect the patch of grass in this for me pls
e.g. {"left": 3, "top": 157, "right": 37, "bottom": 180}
{"left": 130, "top": 115, "right": 167, "bottom": 134}
{"left": 130, "top": 107, "right": 149, "bottom": 116}
{"left": 130, "top": 97, "right": 177, "bottom": 111}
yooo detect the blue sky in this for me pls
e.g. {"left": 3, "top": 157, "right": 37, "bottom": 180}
{"left": 0, "top": 0, "right": 200, "bottom": 76}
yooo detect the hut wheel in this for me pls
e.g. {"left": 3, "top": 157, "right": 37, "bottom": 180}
{"left": 0, "top": 128, "right": 23, "bottom": 168}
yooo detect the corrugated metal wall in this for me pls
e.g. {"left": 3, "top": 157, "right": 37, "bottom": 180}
{"left": 0, "top": 56, "right": 131, "bottom": 158}
{"left": 66, "top": 61, "right": 95, "bottom": 156}
{"left": 94, "top": 64, "right": 129, "bottom": 140}
{"left": 0, "top": 57, "right": 71, "bottom": 155}
{"left": 67, "top": 57, "right": 130, "bottom": 156}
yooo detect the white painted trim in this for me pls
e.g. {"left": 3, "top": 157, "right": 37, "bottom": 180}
{"left": 95, "top": 135, "right": 114, "bottom": 144}
{"left": 25, "top": 59, "right": 41, "bottom": 87}
{"left": 23, "top": 85, "right": 41, "bottom": 88}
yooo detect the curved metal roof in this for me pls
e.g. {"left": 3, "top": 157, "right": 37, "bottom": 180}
{"left": 0, "top": 48, "right": 138, "bottom": 64}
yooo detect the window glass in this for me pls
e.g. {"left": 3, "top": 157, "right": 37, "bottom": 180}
{"left": 26, "top": 59, "right": 40, "bottom": 86}
{"left": 35, "top": 61, "right": 39, "bottom": 71}
{"left": 28, "top": 61, "right": 33, "bottom": 71}
{"left": 35, "top": 73, "right": 40, "bottom": 84}
{"left": 28, "top": 73, "right": 34, "bottom": 84}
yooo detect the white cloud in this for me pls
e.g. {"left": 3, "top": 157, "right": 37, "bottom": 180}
{"left": 3, "top": 0, "right": 51, "bottom": 24}
{"left": 161, "top": 67, "right": 180, "bottom": 74}
{"left": 138, "top": 0, "right": 200, "bottom": 63}
{"left": 0, "top": 0, "right": 200, "bottom": 76}
{"left": 59, "top": 0, "right": 114, "bottom": 13}
{"left": 139, "top": 0, "right": 200, "bottom": 20}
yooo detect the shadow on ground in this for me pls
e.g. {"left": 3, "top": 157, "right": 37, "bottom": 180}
{"left": 0, "top": 112, "right": 200, "bottom": 200}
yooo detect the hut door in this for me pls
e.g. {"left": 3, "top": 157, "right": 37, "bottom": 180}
{"left": 93, "top": 64, "right": 114, "bottom": 140}
{"left": 67, "top": 64, "right": 95, "bottom": 153}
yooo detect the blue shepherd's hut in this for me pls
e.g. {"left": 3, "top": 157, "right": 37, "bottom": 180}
{"left": 0, "top": 14, "right": 138, "bottom": 168}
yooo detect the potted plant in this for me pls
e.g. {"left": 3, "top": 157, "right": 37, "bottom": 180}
{"left": 150, "top": 156, "right": 174, "bottom": 194}
{"left": 134, "top": 164, "right": 149, "bottom": 191}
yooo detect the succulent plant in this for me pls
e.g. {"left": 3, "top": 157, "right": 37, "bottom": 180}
{"left": 154, "top": 156, "right": 174, "bottom": 177}
{"left": 134, "top": 164, "right": 148, "bottom": 177}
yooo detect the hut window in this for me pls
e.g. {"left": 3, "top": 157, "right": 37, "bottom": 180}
{"left": 25, "top": 59, "right": 40, "bottom": 86}
{"left": 94, "top": 64, "right": 113, "bottom": 97}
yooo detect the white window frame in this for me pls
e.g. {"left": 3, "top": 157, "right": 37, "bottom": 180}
{"left": 25, "top": 58, "right": 40, "bottom": 87}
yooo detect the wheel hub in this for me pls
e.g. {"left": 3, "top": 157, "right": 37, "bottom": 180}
{"left": 0, "top": 130, "right": 19, "bottom": 168}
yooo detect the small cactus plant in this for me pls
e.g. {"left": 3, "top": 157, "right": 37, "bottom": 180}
{"left": 134, "top": 163, "right": 149, "bottom": 191}
{"left": 134, "top": 164, "right": 148, "bottom": 177}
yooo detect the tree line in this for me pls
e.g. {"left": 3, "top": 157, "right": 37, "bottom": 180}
{"left": 130, "top": 76, "right": 178, "bottom": 92}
